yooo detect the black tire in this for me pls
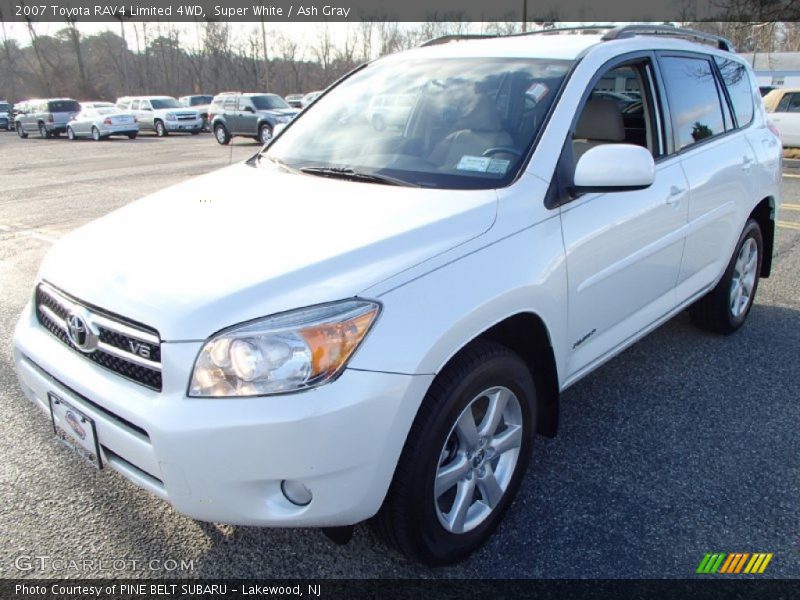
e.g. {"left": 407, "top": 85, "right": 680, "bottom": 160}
{"left": 17, "top": 123, "right": 27, "bottom": 138}
{"left": 689, "top": 219, "right": 763, "bottom": 334}
{"left": 67, "top": 127, "right": 76, "bottom": 140}
{"left": 371, "top": 340, "right": 536, "bottom": 565}
{"left": 127, "top": 133, "right": 137, "bottom": 140}
{"left": 155, "top": 120, "right": 167, "bottom": 137}
{"left": 258, "top": 123, "right": 273, "bottom": 144}
{"left": 91, "top": 127, "right": 102, "bottom": 142}
{"left": 39, "top": 122, "right": 50, "bottom": 139}
{"left": 214, "top": 123, "right": 231, "bottom": 145}
{"left": 190, "top": 130, "right": 200, "bottom": 135}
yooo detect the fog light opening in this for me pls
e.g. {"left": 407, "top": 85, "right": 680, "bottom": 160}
{"left": 281, "top": 480, "right": 312, "bottom": 506}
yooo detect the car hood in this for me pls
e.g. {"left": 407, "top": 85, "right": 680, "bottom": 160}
{"left": 258, "top": 108, "right": 298, "bottom": 117}
{"left": 40, "top": 162, "right": 497, "bottom": 340}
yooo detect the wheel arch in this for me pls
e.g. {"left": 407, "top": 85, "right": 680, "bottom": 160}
{"left": 750, "top": 196, "right": 775, "bottom": 277}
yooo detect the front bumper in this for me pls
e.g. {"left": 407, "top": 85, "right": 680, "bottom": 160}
{"left": 165, "top": 119, "right": 203, "bottom": 132}
{"left": 13, "top": 302, "right": 431, "bottom": 526}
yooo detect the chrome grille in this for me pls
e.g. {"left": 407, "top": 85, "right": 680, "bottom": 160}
{"left": 35, "top": 282, "right": 163, "bottom": 391}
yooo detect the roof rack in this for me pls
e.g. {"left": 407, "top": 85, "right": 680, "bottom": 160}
{"left": 602, "top": 24, "right": 734, "bottom": 52}
{"left": 421, "top": 34, "right": 498, "bottom": 47}
{"left": 421, "top": 24, "right": 734, "bottom": 52}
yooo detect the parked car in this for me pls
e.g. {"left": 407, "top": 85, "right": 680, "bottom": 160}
{"left": 759, "top": 85, "right": 777, "bottom": 97}
{"left": 210, "top": 92, "right": 298, "bottom": 144}
{"left": 301, "top": 90, "right": 322, "bottom": 108}
{"left": 179, "top": 95, "right": 214, "bottom": 130}
{"left": 762, "top": 87, "right": 800, "bottom": 146}
{"left": 13, "top": 26, "right": 780, "bottom": 566}
{"left": 116, "top": 96, "right": 202, "bottom": 136}
{"left": 67, "top": 106, "right": 139, "bottom": 141}
{"left": 284, "top": 93, "right": 304, "bottom": 108}
{"left": 81, "top": 101, "right": 116, "bottom": 110}
{"left": 0, "top": 100, "right": 11, "bottom": 130}
{"left": 15, "top": 98, "right": 81, "bottom": 139}
{"left": 367, "top": 94, "right": 414, "bottom": 130}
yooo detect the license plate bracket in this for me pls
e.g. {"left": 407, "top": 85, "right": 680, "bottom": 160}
{"left": 48, "top": 392, "right": 102, "bottom": 469}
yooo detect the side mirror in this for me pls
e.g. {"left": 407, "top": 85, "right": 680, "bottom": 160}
{"left": 244, "top": 106, "right": 255, "bottom": 113}
{"left": 573, "top": 144, "right": 655, "bottom": 193}
{"left": 142, "top": 107, "right": 153, "bottom": 112}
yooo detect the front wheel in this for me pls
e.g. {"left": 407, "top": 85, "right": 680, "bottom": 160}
{"left": 371, "top": 341, "right": 536, "bottom": 565}
{"left": 67, "top": 127, "right": 76, "bottom": 140}
{"left": 689, "top": 219, "right": 763, "bottom": 334}
{"left": 127, "top": 133, "right": 137, "bottom": 140}
{"left": 155, "top": 121, "right": 167, "bottom": 137}
{"left": 17, "top": 124, "right": 27, "bottom": 138}
{"left": 258, "top": 123, "right": 273, "bottom": 144}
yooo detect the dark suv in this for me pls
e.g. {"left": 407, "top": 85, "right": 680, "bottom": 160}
{"left": 210, "top": 93, "right": 298, "bottom": 145}
{"left": 0, "top": 101, "right": 11, "bottom": 130}
{"left": 15, "top": 98, "right": 81, "bottom": 138}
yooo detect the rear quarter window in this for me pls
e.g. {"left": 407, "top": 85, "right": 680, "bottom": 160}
{"left": 714, "top": 57, "right": 755, "bottom": 128}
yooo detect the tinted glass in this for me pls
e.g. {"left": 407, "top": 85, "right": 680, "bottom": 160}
{"left": 789, "top": 94, "right": 800, "bottom": 113}
{"left": 776, "top": 94, "right": 792, "bottom": 112}
{"left": 223, "top": 98, "right": 236, "bottom": 110}
{"left": 251, "top": 95, "right": 290, "bottom": 110}
{"left": 266, "top": 58, "right": 571, "bottom": 190}
{"left": 150, "top": 98, "right": 181, "bottom": 109}
{"left": 48, "top": 100, "right": 80, "bottom": 112}
{"left": 660, "top": 56, "right": 726, "bottom": 150}
{"left": 191, "top": 96, "right": 213, "bottom": 105}
{"left": 714, "top": 57, "right": 754, "bottom": 128}
{"left": 0, "top": 102, "right": 10, "bottom": 112}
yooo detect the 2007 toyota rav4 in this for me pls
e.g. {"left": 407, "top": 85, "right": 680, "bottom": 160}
{"left": 13, "top": 25, "right": 781, "bottom": 565}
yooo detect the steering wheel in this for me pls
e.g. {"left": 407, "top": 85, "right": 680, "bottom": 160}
{"left": 482, "top": 146, "right": 522, "bottom": 158}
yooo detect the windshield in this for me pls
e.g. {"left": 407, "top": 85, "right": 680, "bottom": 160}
{"left": 265, "top": 58, "right": 571, "bottom": 190}
{"left": 252, "top": 95, "right": 291, "bottom": 110}
{"left": 0, "top": 103, "right": 10, "bottom": 111}
{"left": 191, "top": 96, "right": 213, "bottom": 105}
{"left": 151, "top": 98, "right": 181, "bottom": 109}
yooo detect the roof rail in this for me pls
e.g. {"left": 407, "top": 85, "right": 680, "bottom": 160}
{"left": 602, "top": 24, "right": 735, "bottom": 52}
{"left": 421, "top": 34, "right": 498, "bottom": 47}
{"left": 510, "top": 25, "right": 617, "bottom": 38}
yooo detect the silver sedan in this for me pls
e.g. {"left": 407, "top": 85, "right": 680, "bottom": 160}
{"left": 67, "top": 106, "right": 139, "bottom": 141}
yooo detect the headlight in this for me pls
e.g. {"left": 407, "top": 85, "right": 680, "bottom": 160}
{"left": 165, "top": 112, "right": 177, "bottom": 121}
{"left": 189, "top": 300, "right": 380, "bottom": 397}
{"left": 275, "top": 116, "right": 291, "bottom": 123}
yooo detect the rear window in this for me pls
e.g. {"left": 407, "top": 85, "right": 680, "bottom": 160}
{"left": 191, "top": 96, "right": 213, "bottom": 106}
{"left": 48, "top": 100, "right": 80, "bottom": 113}
{"left": 714, "top": 57, "right": 755, "bottom": 128}
{"left": 660, "top": 56, "right": 726, "bottom": 150}
{"left": 0, "top": 102, "right": 10, "bottom": 112}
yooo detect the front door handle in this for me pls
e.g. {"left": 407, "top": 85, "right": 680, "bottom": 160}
{"left": 666, "top": 186, "right": 686, "bottom": 206}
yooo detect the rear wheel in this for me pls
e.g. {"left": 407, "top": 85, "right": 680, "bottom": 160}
{"left": 214, "top": 123, "right": 231, "bottom": 145}
{"left": 127, "top": 133, "right": 137, "bottom": 140}
{"left": 372, "top": 341, "right": 536, "bottom": 565}
{"left": 17, "top": 124, "right": 27, "bottom": 138}
{"left": 67, "top": 127, "right": 76, "bottom": 140}
{"left": 689, "top": 219, "right": 763, "bottom": 334}
{"left": 39, "top": 123, "right": 50, "bottom": 139}
{"left": 91, "top": 127, "right": 102, "bottom": 142}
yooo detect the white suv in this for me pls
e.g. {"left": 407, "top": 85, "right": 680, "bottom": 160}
{"left": 13, "top": 26, "right": 781, "bottom": 565}
{"left": 116, "top": 95, "right": 203, "bottom": 136}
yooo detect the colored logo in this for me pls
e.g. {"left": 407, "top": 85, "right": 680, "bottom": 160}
{"left": 696, "top": 552, "right": 773, "bottom": 575}
{"left": 64, "top": 410, "right": 87, "bottom": 441}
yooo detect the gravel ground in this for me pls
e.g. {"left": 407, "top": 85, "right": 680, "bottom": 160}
{"left": 0, "top": 132, "right": 798, "bottom": 579}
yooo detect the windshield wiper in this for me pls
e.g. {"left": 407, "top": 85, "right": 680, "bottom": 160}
{"left": 300, "top": 166, "right": 418, "bottom": 187}
{"left": 255, "top": 153, "right": 301, "bottom": 174}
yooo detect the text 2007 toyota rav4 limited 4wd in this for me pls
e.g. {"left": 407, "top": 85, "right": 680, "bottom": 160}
{"left": 13, "top": 26, "right": 781, "bottom": 565}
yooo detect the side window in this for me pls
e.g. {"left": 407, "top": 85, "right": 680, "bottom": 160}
{"left": 776, "top": 93, "right": 793, "bottom": 112}
{"left": 789, "top": 94, "right": 800, "bottom": 113}
{"left": 659, "top": 56, "right": 726, "bottom": 150}
{"left": 237, "top": 97, "right": 252, "bottom": 111}
{"left": 130, "top": 100, "right": 140, "bottom": 111}
{"left": 573, "top": 60, "right": 661, "bottom": 164}
{"left": 714, "top": 57, "right": 755, "bottom": 128}
{"left": 223, "top": 98, "right": 236, "bottom": 111}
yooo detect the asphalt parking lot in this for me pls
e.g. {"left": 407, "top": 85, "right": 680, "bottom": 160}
{"left": 0, "top": 131, "right": 798, "bottom": 579}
